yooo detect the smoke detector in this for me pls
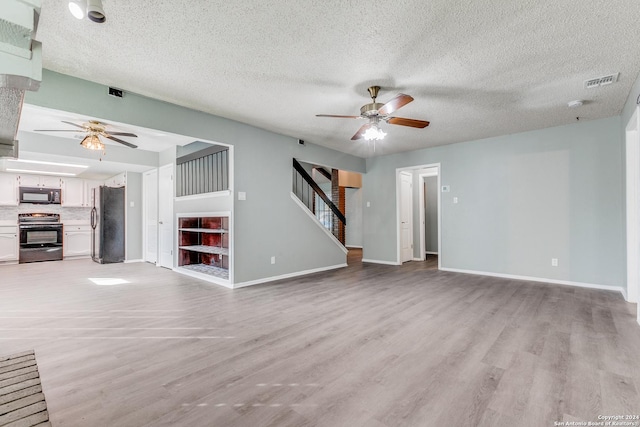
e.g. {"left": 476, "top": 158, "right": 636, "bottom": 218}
{"left": 584, "top": 73, "right": 619, "bottom": 89}
{"left": 568, "top": 100, "right": 584, "bottom": 108}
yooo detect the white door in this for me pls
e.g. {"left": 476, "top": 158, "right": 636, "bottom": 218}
{"left": 626, "top": 106, "right": 640, "bottom": 304}
{"left": 158, "top": 164, "right": 173, "bottom": 269}
{"left": 144, "top": 169, "right": 159, "bottom": 264}
{"left": 400, "top": 172, "right": 413, "bottom": 262}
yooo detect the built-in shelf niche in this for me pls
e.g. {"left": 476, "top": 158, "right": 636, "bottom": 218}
{"left": 177, "top": 214, "right": 230, "bottom": 283}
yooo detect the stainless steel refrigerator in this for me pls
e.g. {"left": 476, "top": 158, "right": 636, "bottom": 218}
{"left": 91, "top": 186, "right": 125, "bottom": 264}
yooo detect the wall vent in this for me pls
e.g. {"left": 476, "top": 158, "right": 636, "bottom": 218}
{"left": 584, "top": 73, "right": 619, "bottom": 89}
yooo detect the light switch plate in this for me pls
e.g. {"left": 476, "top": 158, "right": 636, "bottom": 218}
{"left": 238, "top": 192, "right": 246, "bottom": 200}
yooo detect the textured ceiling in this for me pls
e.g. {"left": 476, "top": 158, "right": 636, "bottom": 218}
{"left": 34, "top": 0, "right": 640, "bottom": 157}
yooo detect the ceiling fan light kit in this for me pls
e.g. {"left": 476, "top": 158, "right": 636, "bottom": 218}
{"left": 80, "top": 134, "right": 105, "bottom": 151}
{"left": 68, "top": 0, "right": 86, "bottom": 19}
{"left": 316, "top": 86, "right": 430, "bottom": 142}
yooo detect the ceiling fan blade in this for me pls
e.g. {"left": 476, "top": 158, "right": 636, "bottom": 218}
{"left": 387, "top": 117, "right": 430, "bottom": 128}
{"left": 378, "top": 94, "right": 414, "bottom": 116}
{"left": 104, "top": 134, "right": 138, "bottom": 149}
{"left": 107, "top": 132, "right": 138, "bottom": 137}
{"left": 61, "top": 120, "right": 86, "bottom": 129}
{"left": 351, "top": 123, "right": 372, "bottom": 140}
{"left": 316, "top": 114, "right": 362, "bottom": 119}
{"left": 33, "top": 129, "right": 84, "bottom": 132}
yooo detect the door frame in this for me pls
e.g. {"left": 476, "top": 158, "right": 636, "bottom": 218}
{"left": 418, "top": 168, "right": 440, "bottom": 262}
{"left": 626, "top": 106, "right": 640, "bottom": 305}
{"left": 158, "top": 163, "right": 174, "bottom": 269}
{"left": 142, "top": 168, "right": 159, "bottom": 264}
{"left": 396, "top": 163, "right": 442, "bottom": 269}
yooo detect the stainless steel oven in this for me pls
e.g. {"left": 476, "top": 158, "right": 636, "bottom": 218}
{"left": 18, "top": 213, "right": 63, "bottom": 263}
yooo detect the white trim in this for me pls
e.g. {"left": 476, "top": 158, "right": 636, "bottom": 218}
{"left": 440, "top": 267, "right": 626, "bottom": 297}
{"left": 626, "top": 106, "right": 640, "bottom": 304}
{"left": 346, "top": 245, "right": 363, "bottom": 249}
{"left": 426, "top": 251, "right": 439, "bottom": 255}
{"left": 418, "top": 169, "right": 440, "bottom": 263}
{"left": 124, "top": 259, "right": 144, "bottom": 263}
{"left": 290, "top": 192, "right": 348, "bottom": 255}
{"left": 396, "top": 163, "right": 442, "bottom": 270}
{"left": 412, "top": 258, "right": 423, "bottom": 261}
{"left": 173, "top": 267, "right": 233, "bottom": 289}
{"left": 362, "top": 258, "right": 402, "bottom": 266}
{"left": 175, "top": 190, "right": 231, "bottom": 202}
{"left": 234, "top": 263, "right": 347, "bottom": 288}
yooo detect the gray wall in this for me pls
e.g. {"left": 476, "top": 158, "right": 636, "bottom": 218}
{"left": 363, "top": 116, "right": 625, "bottom": 289}
{"left": 424, "top": 176, "right": 438, "bottom": 253}
{"left": 125, "top": 172, "right": 143, "bottom": 260}
{"left": 346, "top": 187, "right": 363, "bottom": 247}
{"left": 27, "top": 70, "right": 365, "bottom": 284}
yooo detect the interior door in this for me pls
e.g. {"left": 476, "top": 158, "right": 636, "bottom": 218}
{"left": 144, "top": 169, "right": 159, "bottom": 264}
{"left": 158, "top": 164, "right": 173, "bottom": 269}
{"left": 400, "top": 172, "right": 413, "bottom": 262}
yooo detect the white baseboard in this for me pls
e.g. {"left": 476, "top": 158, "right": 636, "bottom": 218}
{"left": 425, "top": 251, "right": 439, "bottom": 255}
{"left": 234, "top": 263, "right": 347, "bottom": 289}
{"left": 173, "top": 267, "right": 233, "bottom": 289}
{"left": 346, "top": 245, "right": 363, "bottom": 249}
{"left": 440, "top": 267, "right": 626, "bottom": 298}
{"left": 362, "top": 258, "right": 402, "bottom": 266}
{"left": 124, "top": 259, "right": 144, "bottom": 263}
{"left": 412, "top": 258, "right": 423, "bottom": 261}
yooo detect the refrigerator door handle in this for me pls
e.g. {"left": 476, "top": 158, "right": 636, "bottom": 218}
{"left": 91, "top": 207, "right": 97, "bottom": 229}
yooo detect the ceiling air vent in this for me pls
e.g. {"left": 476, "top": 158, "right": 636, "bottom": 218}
{"left": 584, "top": 73, "right": 619, "bottom": 89}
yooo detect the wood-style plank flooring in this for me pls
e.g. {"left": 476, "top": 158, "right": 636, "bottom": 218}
{"left": 0, "top": 250, "right": 639, "bottom": 426}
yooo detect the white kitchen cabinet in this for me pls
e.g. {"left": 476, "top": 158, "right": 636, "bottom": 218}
{"left": 61, "top": 178, "right": 85, "bottom": 207}
{"left": 18, "top": 175, "right": 61, "bottom": 188}
{"left": 62, "top": 179, "right": 102, "bottom": 207}
{"left": 105, "top": 172, "right": 126, "bottom": 188}
{"left": 64, "top": 225, "right": 91, "bottom": 258}
{"left": 0, "top": 227, "right": 18, "bottom": 262}
{"left": 85, "top": 180, "right": 101, "bottom": 207}
{"left": 0, "top": 173, "right": 18, "bottom": 206}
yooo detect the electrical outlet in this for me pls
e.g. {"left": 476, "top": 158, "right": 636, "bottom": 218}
{"left": 551, "top": 258, "right": 558, "bottom": 267}
{"left": 271, "top": 256, "right": 276, "bottom": 264}
{"left": 453, "top": 197, "right": 458, "bottom": 204}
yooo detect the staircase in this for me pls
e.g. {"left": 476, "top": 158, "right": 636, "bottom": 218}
{"left": 292, "top": 158, "right": 345, "bottom": 244}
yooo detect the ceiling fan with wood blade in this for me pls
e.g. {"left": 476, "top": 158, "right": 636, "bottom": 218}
{"left": 34, "top": 120, "right": 138, "bottom": 150}
{"left": 316, "top": 86, "right": 430, "bottom": 141}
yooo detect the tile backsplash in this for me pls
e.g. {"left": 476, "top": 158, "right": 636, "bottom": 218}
{"left": 0, "top": 205, "right": 91, "bottom": 223}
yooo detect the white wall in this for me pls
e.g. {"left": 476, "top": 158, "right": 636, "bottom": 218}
{"left": 346, "top": 187, "right": 362, "bottom": 247}
{"left": 25, "top": 70, "right": 366, "bottom": 284}
{"left": 363, "top": 116, "right": 625, "bottom": 290}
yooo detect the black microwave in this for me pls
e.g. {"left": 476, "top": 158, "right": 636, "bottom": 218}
{"left": 19, "top": 187, "right": 62, "bottom": 204}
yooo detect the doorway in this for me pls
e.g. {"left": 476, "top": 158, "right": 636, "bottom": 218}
{"left": 158, "top": 164, "right": 173, "bottom": 269}
{"left": 418, "top": 169, "right": 440, "bottom": 262}
{"left": 396, "top": 164, "right": 442, "bottom": 268}
{"left": 143, "top": 169, "right": 158, "bottom": 264}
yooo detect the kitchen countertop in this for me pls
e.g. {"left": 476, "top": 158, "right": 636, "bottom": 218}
{"left": 63, "top": 220, "right": 91, "bottom": 226}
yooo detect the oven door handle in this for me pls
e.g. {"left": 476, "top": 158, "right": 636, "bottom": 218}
{"left": 91, "top": 207, "right": 97, "bottom": 229}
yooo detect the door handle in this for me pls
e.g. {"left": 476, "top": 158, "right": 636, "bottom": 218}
{"left": 159, "top": 221, "right": 163, "bottom": 225}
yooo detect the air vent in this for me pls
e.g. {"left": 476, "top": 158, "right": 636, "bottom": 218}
{"left": 584, "top": 73, "right": 619, "bottom": 89}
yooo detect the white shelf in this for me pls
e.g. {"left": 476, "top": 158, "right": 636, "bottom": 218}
{"left": 180, "top": 264, "right": 229, "bottom": 280}
{"left": 179, "top": 245, "right": 229, "bottom": 256}
{"left": 179, "top": 228, "right": 228, "bottom": 234}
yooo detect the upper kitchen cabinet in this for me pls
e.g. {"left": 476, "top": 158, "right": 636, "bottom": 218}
{"left": 19, "top": 175, "right": 61, "bottom": 188}
{"left": 105, "top": 173, "right": 126, "bottom": 188}
{"left": 0, "top": 173, "right": 19, "bottom": 206}
{"left": 61, "top": 178, "right": 101, "bottom": 207}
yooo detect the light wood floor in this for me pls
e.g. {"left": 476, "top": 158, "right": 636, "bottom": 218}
{"left": 0, "top": 251, "right": 639, "bottom": 426}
